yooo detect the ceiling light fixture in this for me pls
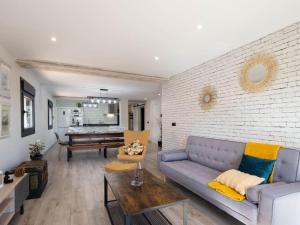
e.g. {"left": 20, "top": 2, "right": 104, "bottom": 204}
{"left": 154, "top": 56, "right": 159, "bottom": 61}
{"left": 51, "top": 36, "right": 57, "bottom": 42}
{"left": 82, "top": 89, "right": 119, "bottom": 107}
{"left": 197, "top": 24, "right": 203, "bottom": 30}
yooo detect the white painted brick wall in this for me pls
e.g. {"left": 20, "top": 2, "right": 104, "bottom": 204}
{"left": 162, "top": 22, "right": 300, "bottom": 151}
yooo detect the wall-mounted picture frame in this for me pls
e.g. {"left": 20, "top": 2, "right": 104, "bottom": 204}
{"left": 0, "top": 60, "right": 11, "bottom": 99}
{"left": 0, "top": 103, "right": 10, "bottom": 138}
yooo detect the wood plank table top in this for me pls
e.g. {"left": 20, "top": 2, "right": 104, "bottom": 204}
{"left": 104, "top": 170, "right": 189, "bottom": 215}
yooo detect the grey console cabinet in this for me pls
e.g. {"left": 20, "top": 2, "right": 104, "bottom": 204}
{"left": 0, "top": 174, "right": 29, "bottom": 225}
{"left": 15, "top": 174, "right": 29, "bottom": 214}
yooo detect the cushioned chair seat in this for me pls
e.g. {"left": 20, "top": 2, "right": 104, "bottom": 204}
{"left": 160, "top": 160, "right": 258, "bottom": 223}
{"left": 105, "top": 161, "right": 137, "bottom": 173}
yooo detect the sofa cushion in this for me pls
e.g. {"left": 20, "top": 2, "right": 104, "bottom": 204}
{"left": 160, "top": 160, "right": 221, "bottom": 186}
{"left": 160, "top": 160, "right": 258, "bottom": 222}
{"left": 239, "top": 155, "right": 276, "bottom": 184}
{"left": 246, "top": 182, "right": 287, "bottom": 204}
{"left": 186, "top": 136, "right": 245, "bottom": 172}
{"left": 214, "top": 169, "right": 264, "bottom": 195}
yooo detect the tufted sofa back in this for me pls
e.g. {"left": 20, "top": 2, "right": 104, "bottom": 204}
{"left": 185, "top": 136, "right": 300, "bottom": 183}
{"left": 186, "top": 136, "right": 245, "bottom": 172}
{"left": 273, "top": 148, "right": 300, "bottom": 183}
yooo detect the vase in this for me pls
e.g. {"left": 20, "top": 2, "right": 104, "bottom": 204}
{"left": 30, "top": 154, "right": 43, "bottom": 161}
{"left": 131, "top": 162, "right": 143, "bottom": 187}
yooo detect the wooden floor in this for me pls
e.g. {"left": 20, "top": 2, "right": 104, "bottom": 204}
{"left": 10, "top": 143, "right": 243, "bottom": 225}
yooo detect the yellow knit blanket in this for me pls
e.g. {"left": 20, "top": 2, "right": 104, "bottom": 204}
{"left": 208, "top": 181, "right": 246, "bottom": 201}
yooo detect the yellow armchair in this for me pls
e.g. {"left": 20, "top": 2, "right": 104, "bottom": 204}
{"left": 117, "top": 130, "right": 149, "bottom": 162}
{"left": 105, "top": 130, "right": 150, "bottom": 175}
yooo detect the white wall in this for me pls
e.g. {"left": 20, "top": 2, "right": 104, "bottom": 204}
{"left": 119, "top": 99, "right": 128, "bottom": 130}
{"left": 56, "top": 97, "right": 128, "bottom": 127}
{"left": 145, "top": 97, "right": 161, "bottom": 143}
{"left": 162, "top": 22, "right": 300, "bottom": 151}
{"left": 0, "top": 45, "right": 56, "bottom": 171}
{"left": 56, "top": 97, "right": 118, "bottom": 125}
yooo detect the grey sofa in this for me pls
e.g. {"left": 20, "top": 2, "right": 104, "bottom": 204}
{"left": 158, "top": 136, "right": 300, "bottom": 225}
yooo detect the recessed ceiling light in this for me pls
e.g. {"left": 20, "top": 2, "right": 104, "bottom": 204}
{"left": 144, "top": 97, "right": 148, "bottom": 100}
{"left": 154, "top": 56, "right": 159, "bottom": 61}
{"left": 51, "top": 36, "right": 57, "bottom": 42}
{"left": 197, "top": 24, "right": 203, "bottom": 30}
{"left": 158, "top": 93, "right": 161, "bottom": 96}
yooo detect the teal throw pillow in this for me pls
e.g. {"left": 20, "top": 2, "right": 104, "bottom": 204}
{"left": 238, "top": 155, "right": 276, "bottom": 184}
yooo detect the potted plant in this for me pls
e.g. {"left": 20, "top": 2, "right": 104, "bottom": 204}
{"left": 29, "top": 140, "right": 45, "bottom": 160}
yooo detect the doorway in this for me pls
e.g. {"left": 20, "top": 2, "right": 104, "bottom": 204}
{"left": 140, "top": 107, "right": 145, "bottom": 130}
{"left": 128, "top": 101, "right": 145, "bottom": 131}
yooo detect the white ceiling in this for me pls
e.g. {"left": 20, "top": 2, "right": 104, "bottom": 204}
{"left": 28, "top": 69, "right": 161, "bottom": 100}
{"left": 1, "top": 0, "right": 300, "bottom": 98}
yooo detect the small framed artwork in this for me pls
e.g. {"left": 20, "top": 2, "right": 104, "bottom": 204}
{"left": 0, "top": 103, "right": 10, "bottom": 138}
{"left": 0, "top": 60, "right": 11, "bottom": 99}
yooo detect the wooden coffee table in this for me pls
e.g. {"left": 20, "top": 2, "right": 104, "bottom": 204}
{"left": 104, "top": 170, "right": 189, "bottom": 225}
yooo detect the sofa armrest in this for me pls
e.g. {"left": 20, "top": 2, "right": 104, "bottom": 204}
{"left": 258, "top": 182, "right": 300, "bottom": 225}
{"left": 246, "top": 182, "right": 287, "bottom": 204}
{"left": 157, "top": 149, "right": 187, "bottom": 162}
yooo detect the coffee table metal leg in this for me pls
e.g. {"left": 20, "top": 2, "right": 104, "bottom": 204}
{"left": 183, "top": 201, "right": 188, "bottom": 225}
{"left": 124, "top": 214, "right": 132, "bottom": 225}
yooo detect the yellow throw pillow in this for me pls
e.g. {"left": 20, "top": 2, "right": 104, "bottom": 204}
{"left": 215, "top": 169, "right": 265, "bottom": 195}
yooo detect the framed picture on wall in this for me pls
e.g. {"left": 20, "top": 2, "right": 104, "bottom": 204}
{"left": 0, "top": 60, "right": 11, "bottom": 99}
{"left": 0, "top": 103, "right": 10, "bottom": 138}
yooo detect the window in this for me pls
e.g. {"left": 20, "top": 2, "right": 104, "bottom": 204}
{"left": 48, "top": 100, "right": 53, "bottom": 130}
{"left": 21, "top": 78, "right": 35, "bottom": 137}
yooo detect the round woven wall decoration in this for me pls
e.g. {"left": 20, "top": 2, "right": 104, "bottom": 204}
{"left": 200, "top": 86, "right": 217, "bottom": 111}
{"left": 240, "top": 53, "right": 278, "bottom": 93}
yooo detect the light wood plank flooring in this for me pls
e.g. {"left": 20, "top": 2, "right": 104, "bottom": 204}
{"left": 10, "top": 143, "right": 243, "bottom": 225}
